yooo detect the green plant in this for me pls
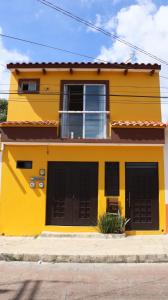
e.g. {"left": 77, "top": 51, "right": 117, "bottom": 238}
{"left": 98, "top": 211, "right": 130, "bottom": 234}
{"left": 0, "top": 99, "right": 8, "bottom": 122}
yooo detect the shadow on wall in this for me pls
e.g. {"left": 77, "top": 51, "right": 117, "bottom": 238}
{"left": 3, "top": 147, "right": 46, "bottom": 198}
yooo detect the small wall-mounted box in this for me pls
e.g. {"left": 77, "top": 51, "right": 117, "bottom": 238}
{"left": 39, "top": 182, "right": 44, "bottom": 189}
{"left": 39, "top": 169, "right": 45, "bottom": 176}
{"left": 30, "top": 181, "right": 36, "bottom": 189}
{"left": 106, "top": 197, "right": 119, "bottom": 214}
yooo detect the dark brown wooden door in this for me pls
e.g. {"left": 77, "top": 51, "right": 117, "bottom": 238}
{"left": 46, "top": 162, "right": 98, "bottom": 226}
{"left": 125, "top": 163, "right": 159, "bottom": 230}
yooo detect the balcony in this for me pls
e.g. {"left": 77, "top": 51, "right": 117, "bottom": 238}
{"left": 60, "top": 111, "right": 109, "bottom": 139}
{"left": 0, "top": 120, "right": 165, "bottom": 145}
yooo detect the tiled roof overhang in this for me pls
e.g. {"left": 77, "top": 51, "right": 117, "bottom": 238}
{"left": 111, "top": 120, "right": 166, "bottom": 128}
{"left": 0, "top": 120, "right": 165, "bottom": 128}
{"left": 7, "top": 62, "right": 161, "bottom": 71}
{"left": 0, "top": 120, "right": 58, "bottom": 127}
{"left": 0, "top": 120, "right": 165, "bottom": 144}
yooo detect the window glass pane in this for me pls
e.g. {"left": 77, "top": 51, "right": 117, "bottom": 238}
{"left": 85, "top": 85, "right": 105, "bottom": 111}
{"left": 22, "top": 83, "right": 29, "bottom": 91}
{"left": 126, "top": 163, "right": 158, "bottom": 169}
{"left": 29, "top": 82, "right": 37, "bottom": 91}
{"left": 85, "top": 113, "right": 106, "bottom": 138}
{"left": 64, "top": 85, "right": 83, "bottom": 111}
{"left": 61, "top": 113, "right": 83, "bottom": 138}
{"left": 105, "top": 162, "right": 119, "bottom": 196}
{"left": 21, "top": 81, "right": 37, "bottom": 92}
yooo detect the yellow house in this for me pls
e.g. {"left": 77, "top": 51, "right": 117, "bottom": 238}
{"left": 0, "top": 62, "right": 166, "bottom": 236}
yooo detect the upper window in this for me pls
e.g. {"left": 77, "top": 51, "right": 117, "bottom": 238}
{"left": 18, "top": 79, "right": 40, "bottom": 93}
{"left": 61, "top": 83, "right": 108, "bottom": 139}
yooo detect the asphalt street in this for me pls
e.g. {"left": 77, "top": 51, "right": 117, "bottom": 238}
{"left": 0, "top": 262, "right": 168, "bottom": 300}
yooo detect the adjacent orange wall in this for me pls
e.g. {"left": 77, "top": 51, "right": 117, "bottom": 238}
{"left": 7, "top": 70, "right": 161, "bottom": 122}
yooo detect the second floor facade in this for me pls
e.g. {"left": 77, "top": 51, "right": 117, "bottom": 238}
{"left": 2, "top": 62, "right": 164, "bottom": 143}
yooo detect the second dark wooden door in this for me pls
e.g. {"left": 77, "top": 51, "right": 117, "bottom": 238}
{"left": 125, "top": 162, "right": 159, "bottom": 230}
{"left": 46, "top": 162, "right": 98, "bottom": 226}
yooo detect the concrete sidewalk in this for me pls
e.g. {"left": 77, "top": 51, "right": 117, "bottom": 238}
{"left": 1, "top": 234, "right": 168, "bottom": 263}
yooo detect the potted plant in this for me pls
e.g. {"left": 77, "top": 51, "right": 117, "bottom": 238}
{"left": 98, "top": 211, "right": 130, "bottom": 234}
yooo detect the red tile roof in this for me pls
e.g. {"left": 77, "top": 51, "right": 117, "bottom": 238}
{"left": 111, "top": 120, "right": 166, "bottom": 128}
{"left": 7, "top": 62, "right": 161, "bottom": 70}
{"left": 0, "top": 120, "right": 166, "bottom": 128}
{"left": 0, "top": 120, "right": 58, "bottom": 127}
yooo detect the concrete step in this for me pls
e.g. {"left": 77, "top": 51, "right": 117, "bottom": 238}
{"left": 38, "top": 231, "right": 125, "bottom": 239}
{"left": 0, "top": 253, "right": 167, "bottom": 263}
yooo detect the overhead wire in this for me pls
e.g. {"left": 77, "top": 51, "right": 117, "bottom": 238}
{"left": 0, "top": 84, "right": 166, "bottom": 89}
{"left": 38, "top": 0, "right": 168, "bottom": 66}
{"left": 0, "top": 33, "right": 110, "bottom": 64}
{"left": 0, "top": 91, "right": 166, "bottom": 98}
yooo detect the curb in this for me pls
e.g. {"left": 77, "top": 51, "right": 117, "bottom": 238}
{"left": 1, "top": 253, "right": 168, "bottom": 263}
{"left": 39, "top": 232, "right": 126, "bottom": 239}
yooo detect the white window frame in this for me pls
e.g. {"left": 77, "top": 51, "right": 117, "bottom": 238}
{"left": 19, "top": 79, "right": 39, "bottom": 93}
{"left": 61, "top": 83, "right": 108, "bottom": 139}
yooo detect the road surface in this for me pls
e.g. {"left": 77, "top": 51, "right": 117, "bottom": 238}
{"left": 0, "top": 262, "right": 168, "bottom": 299}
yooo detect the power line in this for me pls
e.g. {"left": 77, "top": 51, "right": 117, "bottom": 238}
{"left": 0, "top": 33, "right": 109, "bottom": 64}
{"left": 160, "top": 75, "right": 168, "bottom": 81}
{"left": 0, "top": 87, "right": 164, "bottom": 92}
{"left": 0, "top": 31, "right": 167, "bottom": 78}
{"left": 38, "top": 0, "right": 168, "bottom": 66}
{"left": 4, "top": 99, "right": 168, "bottom": 104}
{"left": 0, "top": 83, "right": 167, "bottom": 89}
{"left": 0, "top": 91, "right": 166, "bottom": 98}
{"left": 2, "top": 90, "right": 167, "bottom": 95}
{"left": 0, "top": 89, "right": 166, "bottom": 94}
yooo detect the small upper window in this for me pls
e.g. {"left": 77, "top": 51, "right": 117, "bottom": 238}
{"left": 18, "top": 79, "right": 40, "bottom": 93}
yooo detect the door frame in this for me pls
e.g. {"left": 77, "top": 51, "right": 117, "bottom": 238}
{"left": 125, "top": 162, "right": 159, "bottom": 231}
{"left": 45, "top": 161, "right": 99, "bottom": 226}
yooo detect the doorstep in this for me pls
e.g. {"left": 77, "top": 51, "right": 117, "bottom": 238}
{"left": 0, "top": 235, "right": 168, "bottom": 263}
{"left": 38, "top": 231, "right": 126, "bottom": 239}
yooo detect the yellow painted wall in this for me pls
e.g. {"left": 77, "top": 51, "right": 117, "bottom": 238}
{"left": 7, "top": 70, "right": 161, "bottom": 122}
{"left": 0, "top": 145, "right": 165, "bottom": 236}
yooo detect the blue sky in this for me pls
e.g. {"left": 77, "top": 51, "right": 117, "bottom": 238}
{"left": 0, "top": 0, "right": 167, "bottom": 62}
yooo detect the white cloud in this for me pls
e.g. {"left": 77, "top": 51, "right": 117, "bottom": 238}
{"left": 0, "top": 27, "right": 29, "bottom": 99}
{"left": 87, "top": 14, "right": 102, "bottom": 32}
{"left": 95, "top": 0, "right": 168, "bottom": 121}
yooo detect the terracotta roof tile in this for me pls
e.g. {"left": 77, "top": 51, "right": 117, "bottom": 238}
{"left": 0, "top": 120, "right": 166, "bottom": 128}
{"left": 111, "top": 120, "right": 166, "bottom": 128}
{"left": 0, "top": 120, "right": 58, "bottom": 127}
{"left": 7, "top": 62, "right": 161, "bottom": 70}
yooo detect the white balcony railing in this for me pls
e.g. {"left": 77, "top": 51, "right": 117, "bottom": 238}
{"left": 59, "top": 111, "right": 109, "bottom": 139}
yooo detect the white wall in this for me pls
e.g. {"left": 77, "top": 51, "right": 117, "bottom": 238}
{"left": 164, "top": 128, "right": 168, "bottom": 204}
